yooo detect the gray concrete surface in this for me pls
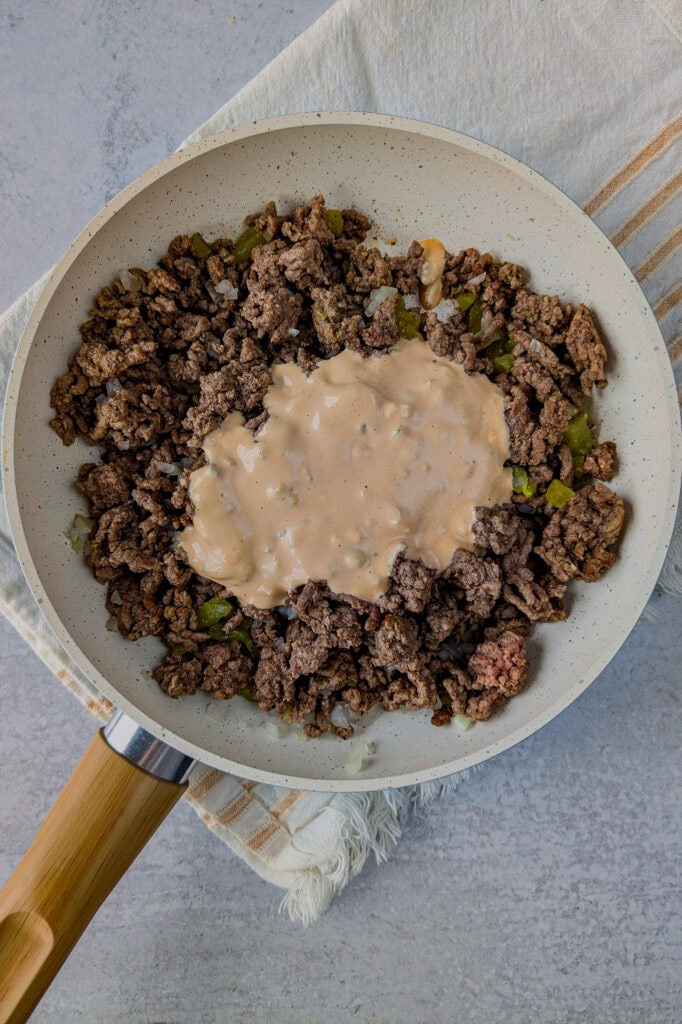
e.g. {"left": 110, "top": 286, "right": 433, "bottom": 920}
{"left": 1, "top": 2, "right": 680, "bottom": 1022}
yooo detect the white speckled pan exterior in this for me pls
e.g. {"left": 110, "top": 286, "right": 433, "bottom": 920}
{"left": 3, "top": 113, "right": 680, "bottom": 792}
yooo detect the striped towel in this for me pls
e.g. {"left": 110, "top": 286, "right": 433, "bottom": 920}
{"left": 0, "top": 0, "right": 680, "bottom": 923}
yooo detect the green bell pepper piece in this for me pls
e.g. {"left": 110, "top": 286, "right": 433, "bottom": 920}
{"left": 467, "top": 296, "right": 482, "bottom": 335}
{"left": 493, "top": 353, "right": 515, "bottom": 373}
{"left": 226, "top": 618, "right": 254, "bottom": 654}
{"left": 511, "top": 465, "right": 537, "bottom": 499}
{"left": 545, "top": 479, "right": 576, "bottom": 509}
{"left": 455, "top": 292, "right": 476, "bottom": 313}
{"left": 325, "top": 209, "right": 344, "bottom": 236}
{"left": 191, "top": 232, "right": 212, "bottom": 258}
{"left": 233, "top": 226, "right": 267, "bottom": 263}
{"left": 196, "top": 595, "right": 234, "bottom": 629}
{"left": 565, "top": 411, "right": 593, "bottom": 456}
{"left": 167, "top": 641, "right": 188, "bottom": 654}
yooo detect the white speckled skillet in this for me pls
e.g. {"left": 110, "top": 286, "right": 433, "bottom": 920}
{"left": 2, "top": 112, "right": 675, "bottom": 786}
{"left": 1, "top": 114, "right": 680, "bottom": 1016}
{"left": 4, "top": 112, "right": 681, "bottom": 791}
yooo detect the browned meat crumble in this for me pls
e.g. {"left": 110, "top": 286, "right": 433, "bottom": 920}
{"left": 51, "top": 196, "right": 625, "bottom": 737}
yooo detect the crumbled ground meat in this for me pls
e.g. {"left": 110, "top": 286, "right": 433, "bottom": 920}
{"left": 388, "top": 241, "right": 423, "bottom": 294}
{"left": 360, "top": 295, "right": 401, "bottom": 350}
{"left": 466, "top": 631, "right": 528, "bottom": 719}
{"left": 346, "top": 246, "right": 393, "bottom": 293}
{"left": 584, "top": 441, "right": 616, "bottom": 481}
{"left": 536, "top": 482, "right": 625, "bottom": 583}
{"left": 385, "top": 553, "right": 435, "bottom": 613}
{"left": 564, "top": 304, "right": 607, "bottom": 394}
{"left": 51, "top": 196, "right": 624, "bottom": 737}
{"left": 445, "top": 550, "right": 501, "bottom": 618}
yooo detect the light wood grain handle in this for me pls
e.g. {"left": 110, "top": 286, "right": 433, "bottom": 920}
{"left": 0, "top": 729, "right": 186, "bottom": 1024}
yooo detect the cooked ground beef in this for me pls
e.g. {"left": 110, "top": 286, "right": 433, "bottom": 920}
{"left": 51, "top": 196, "right": 625, "bottom": 737}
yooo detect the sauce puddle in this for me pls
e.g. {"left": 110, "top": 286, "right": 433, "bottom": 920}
{"left": 180, "top": 336, "right": 511, "bottom": 608}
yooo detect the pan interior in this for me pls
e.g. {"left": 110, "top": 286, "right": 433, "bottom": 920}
{"left": 4, "top": 115, "right": 680, "bottom": 790}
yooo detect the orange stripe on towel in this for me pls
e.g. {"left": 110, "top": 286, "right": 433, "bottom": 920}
{"left": 668, "top": 333, "right": 682, "bottom": 361}
{"left": 654, "top": 281, "right": 682, "bottom": 321}
{"left": 584, "top": 114, "right": 682, "bottom": 217}
{"left": 248, "top": 820, "right": 285, "bottom": 851}
{"left": 269, "top": 789, "right": 306, "bottom": 819}
{"left": 189, "top": 767, "right": 224, "bottom": 800}
{"left": 610, "top": 170, "right": 682, "bottom": 249}
{"left": 635, "top": 225, "right": 682, "bottom": 282}
{"left": 216, "top": 792, "right": 254, "bottom": 828}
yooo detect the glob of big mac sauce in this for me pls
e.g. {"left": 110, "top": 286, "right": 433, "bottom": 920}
{"left": 419, "top": 238, "right": 447, "bottom": 309}
{"left": 180, "top": 335, "right": 511, "bottom": 609}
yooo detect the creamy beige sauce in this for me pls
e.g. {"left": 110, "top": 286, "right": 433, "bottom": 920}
{"left": 180, "top": 337, "right": 511, "bottom": 608}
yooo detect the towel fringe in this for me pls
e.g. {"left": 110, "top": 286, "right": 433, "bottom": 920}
{"left": 278, "top": 770, "right": 472, "bottom": 924}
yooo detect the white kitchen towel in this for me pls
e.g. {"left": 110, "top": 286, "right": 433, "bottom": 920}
{"left": 1, "top": 0, "right": 680, "bottom": 923}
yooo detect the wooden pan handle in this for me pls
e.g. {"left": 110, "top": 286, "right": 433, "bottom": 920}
{"left": 0, "top": 728, "right": 188, "bottom": 1024}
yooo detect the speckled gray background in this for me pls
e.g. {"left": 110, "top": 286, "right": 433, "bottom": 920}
{"left": 0, "top": 2, "right": 680, "bottom": 1022}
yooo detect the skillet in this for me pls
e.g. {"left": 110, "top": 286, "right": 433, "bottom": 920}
{"left": 1, "top": 113, "right": 679, "bottom": 1022}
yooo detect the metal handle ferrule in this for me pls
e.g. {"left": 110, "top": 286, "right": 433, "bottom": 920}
{"left": 102, "top": 712, "right": 195, "bottom": 784}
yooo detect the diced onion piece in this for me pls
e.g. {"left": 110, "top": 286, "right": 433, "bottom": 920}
{"left": 467, "top": 272, "right": 486, "bottom": 286}
{"left": 118, "top": 268, "right": 141, "bottom": 292}
{"left": 65, "top": 513, "right": 93, "bottom": 552}
{"left": 105, "top": 378, "right": 121, "bottom": 398}
{"left": 365, "top": 286, "right": 398, "bottom": 317}
{"left": 214, "top": 279, "right": 239, "bottom": 300}
{"left": 330, "top": 704, "right": 352, "bottom": 729}
{"left": 117, "top": 440, "right": 130, "bottom": 451}
{"left": 105, "top": 615, "right": 119, "bottom": 632}
{"left": 206, "top": 701, "right": 229, "bottom": 721}
{"left": 153, "top": 459, "right": 182, "bottom": 476}
{"left": 288, "top": 328, "right": 300, "bottom": 337}
{"left": 454, "top": 714, "right": 472, "bottom": 731}
{"left": 402, "top": 293, "right": 420, "bottom": 309}
{"left": 344, "top": 739, "right": 376, "bottom": 775}
{"left": 434, "top": 298, "right": 457, "bottom": 323}
{"left": 262, "top": 718, "right": 289, "bottom": 740}
{"left": 363, "top": 237, "right": 400, "bottom": 256}
{"left": 356, "top": 703, "right": 383, "bottom": 730}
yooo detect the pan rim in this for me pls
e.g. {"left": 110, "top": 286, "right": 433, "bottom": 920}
{"left": 3, "top": 111, "right": 681, "bottom": 791}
